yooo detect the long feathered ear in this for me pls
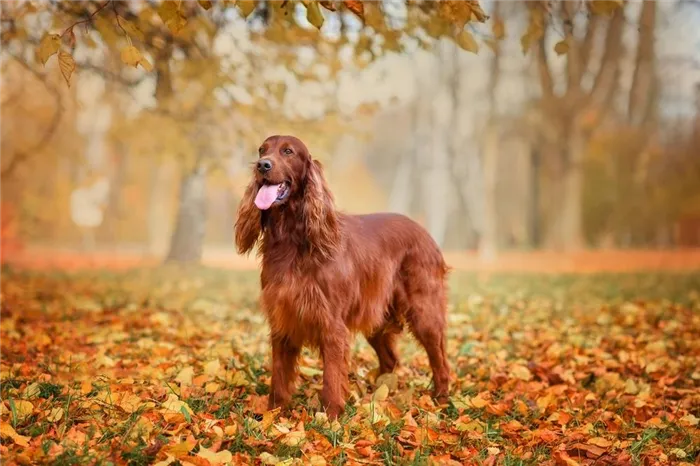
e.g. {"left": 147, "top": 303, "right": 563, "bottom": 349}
{"left": 234, "top": 178, "right": 262, "bottom": 255}
{"left": 303, "top": 159, "right": 340, "bottom": 259}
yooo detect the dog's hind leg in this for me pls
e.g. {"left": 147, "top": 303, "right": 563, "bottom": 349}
{"left": 403, "top": 264, "right": 450, "bottom": 402}
{"left": 367, "top": 327, "right": 400, "bottom": 375}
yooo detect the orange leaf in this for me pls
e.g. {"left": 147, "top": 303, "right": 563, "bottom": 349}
{"left": 553, "top": 450, "right": 581, "bottom": 466}
{"left": 343, "top": 0, "right": 363, "bottom": 19}
{"left": 532, "top": 428, "right": 558, "bottom": 444}
{"left": 0, "top": 422, "right": 30, "bottom": 447}
{"left": 587, "top": 437, "right": 612, "bottom": 448}
{"left": 569, "top": 443, "right": 606, "bottom": 458}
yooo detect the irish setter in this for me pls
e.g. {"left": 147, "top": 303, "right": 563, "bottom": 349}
{"left": 234, "top": 135, "right": 450, "bottom": 418}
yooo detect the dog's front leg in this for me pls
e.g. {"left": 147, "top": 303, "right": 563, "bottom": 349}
{"left": 269, "top": 334, "right": 301, "bottom": 410}
{"left": 320, "top": 327, "right": 350, "bottom": 419}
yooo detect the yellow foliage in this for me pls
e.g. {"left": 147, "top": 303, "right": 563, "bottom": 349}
{"left": 36, "top": 34, "right": 61, "bottom": 65}
{"left": 303, "top": 1, "right": 326, "bottom": 29}
{"left": 157, "top": 1, "right": 187, "bottom": 34}
{"left": 120, "top": 45, "right": 153, "bottom": 72}
{"left": 492, "top": 18, "right": 505, "bottom": 40}
{"left": 455, "top": 29, "right": 479, "bottom": 54}
{"left": 554, "top": 39, "right": 569, "bottom": 55}
{"left": 117, "top": 16, "right": 145, "bottom": 42}
{"left": 57, "top": 50, "right": 75, "bottom": 87}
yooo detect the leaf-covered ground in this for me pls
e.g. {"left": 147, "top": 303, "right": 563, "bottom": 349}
{"left": 1, "top": 266, "right": 699, "bottom": 466}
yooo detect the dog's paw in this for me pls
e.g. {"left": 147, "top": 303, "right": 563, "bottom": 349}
{"left": 434, "top": 393, "right": 450, "bottom": 406}
{"left": 324, "top": 403, "right": 345, "bottom": 420}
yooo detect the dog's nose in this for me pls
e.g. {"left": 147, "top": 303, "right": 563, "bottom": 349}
{"left": 257, "top": 159, "right": 272, "bottom": 173}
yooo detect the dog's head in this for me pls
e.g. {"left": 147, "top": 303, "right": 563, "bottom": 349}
{"left": 234, "top": 135, "right": 339, "bottom": 258}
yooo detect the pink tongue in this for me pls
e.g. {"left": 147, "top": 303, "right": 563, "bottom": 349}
{"left": 254, "top": 184, "right": 281, "bottom": 210}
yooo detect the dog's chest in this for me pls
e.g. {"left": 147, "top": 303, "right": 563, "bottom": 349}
{"left": 261, "top": 271, "right": 331, "bottom": 342}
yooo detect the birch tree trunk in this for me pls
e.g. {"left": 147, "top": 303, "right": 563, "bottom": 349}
{"left": 146, "top": 160, "right": 171, "bottom": 256}
{"left": 166, "top": 167, "right": 207, "bottom": 263}
{"left": 478, "top": 0, "right": 503, "bottom": 261}
{"left": 480, "top": 122, "right": 499, "bottom": 260}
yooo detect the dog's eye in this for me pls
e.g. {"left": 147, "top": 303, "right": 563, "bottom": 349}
{"left": 283, "top": 148, "right": 293, "bottom": 155}
{"left": 258, "top": 147, "right": 265, "bottom": 156}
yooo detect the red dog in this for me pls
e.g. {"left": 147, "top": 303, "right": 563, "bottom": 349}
{"left": 234, "top": 135, "right": 450, "bottom": 418}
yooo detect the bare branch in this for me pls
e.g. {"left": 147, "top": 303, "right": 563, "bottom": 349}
{"left": 536, "top": 29, "right": 555, "bottom": 102}
{"left": 579, "top": 14, "right": 600, "bottom": 76}
{"left": 589, "top": 8, "right": 624, "bottom": 105}
{"left": 562, "top": 1, "right": 582, "bottom": 94}
{"left": 1, "top": 55, "right": 63, "bottom": 177}
{"left": 627, "top": 0, "right": 657, "bottom": 127}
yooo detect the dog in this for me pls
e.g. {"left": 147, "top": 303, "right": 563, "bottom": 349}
{"left": 234, "top": 135, "right": 450, "bottom": 418}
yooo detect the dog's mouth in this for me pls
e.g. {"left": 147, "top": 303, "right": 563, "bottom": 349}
{"left": 254, "top": 181, "right": 290, "bottom": 210}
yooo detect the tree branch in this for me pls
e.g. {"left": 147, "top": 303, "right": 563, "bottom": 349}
{"left": 627, "top": 0, "right": 657, "bottom": 127}
{"left": 2, "top": 55, "right": 63, "bottom": 177}
{"left": 562, "top": 1, "right": 582, "bottom": 94}
{"left": 589, "top": 8, "right": 624, "bottom": 106}
{"left": 536, "top": 28, "right": 555, "bottom": 102}
{"left": 579, "top": 14, "right": 600, "bottom": 77}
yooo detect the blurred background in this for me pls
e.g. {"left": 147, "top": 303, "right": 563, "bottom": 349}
{"left": 2, "top": 0, "right": 700, "bottom": 271}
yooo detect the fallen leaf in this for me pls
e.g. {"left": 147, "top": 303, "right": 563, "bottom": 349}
{"left": 510, "top": 365, "right": 533, "bottom": 381}
{"left": 587, "top": 437, "right": 612, "bottom": 448}
{"left": 205, "top": 382, "right": 220, "bottom": 393}
{"left": 165, "top": 438, "right": 196, "bottom": 459}
{"left": 230, "top": 371, "right": 249, "bottom": 387}
{"left": 0, "top": 422, "right": 30, "bottom": 447}
{"left": 23, "top": 382, "right": 40, "bottom": 399}
{"left": 47, "top": 407, "right": 63, "bottom": 422}
{"left": 196, "top": 446, "right": 232, "bottom": 465}
{"left": 307, "top": 455, "right": 326, "bottom": 466}
{"left": 259, "top": 452, "right": 280, "bottom": 465}
{"left": 670, "top": 448, "right": 687, "bottom": 459}
{"left": 175, "top": 366, "right": 194, "bottom": 386}
{"left": 376, "top": 372, "right": 398, "bottom": 391}
{"left": 373, "top": 384, "right": 389, "bottom": 402}
{"left": 553, "top": 450, "right": 581, "bottom": 466}
{"left": 10, "top": 400, "right": 34, "bottom": 421}
{"left": 204, "top": 359, "right": 221, "bottom": 376}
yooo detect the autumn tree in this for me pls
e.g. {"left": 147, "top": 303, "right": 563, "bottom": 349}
{"left": 515, "top": 0, "right": 660, "bottom": 250}
{"left": 2, "top": 0, "right": 496, "bottom": 262}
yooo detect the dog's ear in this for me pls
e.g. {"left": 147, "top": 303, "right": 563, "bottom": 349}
{"left": 302, "top": 159, "right": 339, "bottom": 259}
{"left": 234, "top": 177, "right": 262, "bottom": 255}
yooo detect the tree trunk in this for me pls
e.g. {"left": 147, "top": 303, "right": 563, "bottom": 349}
{"left": 388, "top": 154, "right": 413, "bottom": 214}
{"left": 479, "top": 121, "right": 499, "bottom": 261}
{"left": 99, "top": 143, "right": 127, "bottom": 244}
{"left": 165, "top": 167, "right": 207, "bottom": 263}
{"left": 558, "top": 130, "right": 586, "bottom": 251}
{"left": 478, "top": 0, "right": 502, "bottom": 261}
{"left": 627, "top": 0, "right": 657, "bottom": 127}
{"left": 528, "top": 147, "right": 541, "bottom": 247}
{"left": 146, "top": 161, "right": 171, "bottom": 256}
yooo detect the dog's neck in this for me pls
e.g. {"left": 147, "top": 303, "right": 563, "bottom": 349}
{"left": 259, "top": 201, "right": 339, "bottom": 266}
{"left": 261, "top": 204, "right": 311, "bottom": 256}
